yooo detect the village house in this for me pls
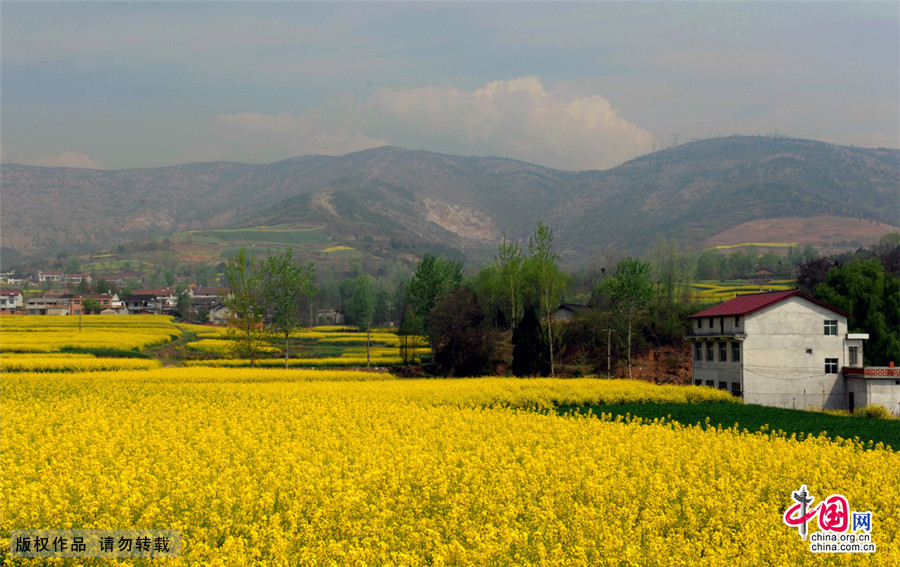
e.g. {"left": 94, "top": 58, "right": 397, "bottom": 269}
{"left": 64, "top": 273, "right": 91, "bottom": 286}
{"left": 120, "top": 293, "right": 163, "bottom": 315}
{"left": 0, "top": 290, "right": 24, "bottom": 314}
{"left": 554, "top": 303, "right": 590, "bottom": 322}
{"left": 686, "top": 290, "right": 899, "bottom": 415}
{"left": 0, "top": 271, "right": 25, "bottom": 285}
{"left": 63, "top": 293, "right": 122, "bottom": 315}
{"left": 25, "top": 296, "right": 70, "bottom": 315}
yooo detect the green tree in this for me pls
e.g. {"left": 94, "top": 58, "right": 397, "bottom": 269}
{"left": 81, "top": 298, "right": 101, "bottom": 314}
{"left": 495, "top": 235, "right": 525, "bottom": 328}
{"left": 65, "top": 256, "right": 82, "bottom": 275}
{"left": 470, "top": 266, "right": 505, "bottom": 328}
{"left": 262, "top": 249, "right": 316, "bottom": 368}
{"left": 651, "top": 237, "right": 696, "bottom": 304}
{"left": 406, "top": 253, "right": 463, "bottom": 353}
{"left": 396, "top": 304, "right": 423, "bottom": 367}
{"left": 176, "top": 287, "right": 192, "bottom": 321}
{"left": 222, "top": 247, "right": 267, "bottom": 367}
{"left": 164, "top": 269, "right": 176, "bottom": 287}
{"left": 344, "top": 276, "right": 376, "bottom": 329}
{"left": 95, "top": 278, "right": 111, "bottom": 295}
{"left": 696, "top": 249, "right": 724, "bottom": 280}
{"left": 344, "top": 275, "right": 376, "bottom": 366}
{"left": 814, "top": 258, "right": 900, "bottom": 366}
{"left": 427, "top": 286, "right": 496, "bottom": 376}
{"left": 526, "top": 221, "right": 565, "bottom": 376}
{"left": 873, "top": 232, "right": 900, "bottom": 276}
{"left": 727, "top": 251, "right": 754, "bottom": 279}
{"left": 373, "top": 288, "right": 392, "bottom": 325}
{"left": 608, "top": 257, "right": 653, "bottom": 379}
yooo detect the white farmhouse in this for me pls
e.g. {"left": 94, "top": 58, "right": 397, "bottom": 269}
{"left": 0, "top": 290, "right": 24, "bottom": 313}
{"left": 686, "top": 290, "right": 875, "bottom": 412}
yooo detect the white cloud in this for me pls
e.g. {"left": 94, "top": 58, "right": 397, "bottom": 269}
{"left": 217, "top": 77, "right": 655, "bottom": 170}
{"left": 28, "top": 152, "right": 104, "bottom": 169}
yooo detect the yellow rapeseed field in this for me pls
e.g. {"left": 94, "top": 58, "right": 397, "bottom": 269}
{"left": 0, "top": 353, "right": 162, "bottom": 372}
{"left": 0, "top": 315, "right": 180, "bottom": 352}
{"left": 2, "top": 369, "right": 896, "bottom": 566}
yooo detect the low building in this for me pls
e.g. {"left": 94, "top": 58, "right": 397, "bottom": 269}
{"left": 64, "top": 293, "right": 120, "bottom": 315}
{"left": 25, "top": 296, "right": 69, "bottom": 315}
{"left": 554, "top": 303, "right": 590, "bottom": 322}
{"left": 120, "top": 294, "right": 160, "bottom": 315}
{"left": 38, "top": 271, "right": 64, "bottom": 283}
{"left": 0, "top": 290, "right": 24, "bottom": 313}
{"left": 843, "top": 365, "right": 900, "bottom": 416}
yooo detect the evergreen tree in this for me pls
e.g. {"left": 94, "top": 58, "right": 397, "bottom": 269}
{"left": 512, "top": 307, "right": 550, "bottom": 377}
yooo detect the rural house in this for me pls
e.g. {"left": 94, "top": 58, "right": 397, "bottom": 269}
{"left": 0, "top": 290, "right": 24, "bottom": 314}
{"left": 554, "top": 303, "right": 590, "bottom": 322}
{"left": 685, "top": 290, "right": 900, "bottom": 414}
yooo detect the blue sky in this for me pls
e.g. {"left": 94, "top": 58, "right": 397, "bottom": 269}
{"left": 2, "top": 2, "right": 897, "bottom": 171}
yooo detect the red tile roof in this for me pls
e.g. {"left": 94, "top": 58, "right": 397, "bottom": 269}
{"left": 690, "top": 290, "right": 852, "bottom": 318}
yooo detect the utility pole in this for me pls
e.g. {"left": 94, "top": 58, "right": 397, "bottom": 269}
{"left": 600, "top": 328, "right": 617, "bottom": 378}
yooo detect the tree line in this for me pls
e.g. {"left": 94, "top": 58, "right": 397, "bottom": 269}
{"left": 221, "top": 230, "right": 899, "bottom": 374}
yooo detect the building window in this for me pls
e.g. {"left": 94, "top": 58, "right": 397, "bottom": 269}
{"left": 718, "top": 381, "right": 727, "bottom": 390}
{"left": 719, "top": 342, "right": 727, "bottom": 362}
{"left": 824, "top": 320, "right": 838, "bottom": 336}
{"left": 848, "top": 346, "right": 858, "bottom": 365}
{"left": 706, "top": 343, "right": 714, "bottom": 361}
{"left": 698, "top": 319, "right": 703, "bottom": 329}
{"left": 734, "top": 316, "right": 740, "bottom": 328}
{"left": 705, "top": 380, "right": 714, "bottom": 387}
{"left": 695, "top": 343, "right": 702, "bottom": 361}
{"left": 708, "top": 317, "right": 714, "bottom": 329}
{"left": 731, "top": 382, "right": 742, "bottom": 397}
{"left": 825, "top": 358, "right": 838, "bottom": 374}
{"left": 694, "top": 379, "right": 702, "bottom": 386}
{"left": 732, "top": 342, "right": 741, "bottom": 363}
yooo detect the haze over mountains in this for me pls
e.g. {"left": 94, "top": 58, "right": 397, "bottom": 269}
{"left": 2, "top": 135, "right": 898, "bottom": 268}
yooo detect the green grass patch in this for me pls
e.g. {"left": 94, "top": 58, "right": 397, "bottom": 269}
{"left": 59, "top": 347, "right": 153, "bottom": 359}
{"left": 558, "top": 402, "right": 899, "bottom": 450}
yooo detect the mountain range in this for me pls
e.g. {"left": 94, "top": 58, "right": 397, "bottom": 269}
{"left": 2, "top": 135, "right": 898, "bottom": 268}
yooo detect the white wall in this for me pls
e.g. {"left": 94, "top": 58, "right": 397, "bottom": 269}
{"left": 847, "top": 377, "right": 900, "bottom": 417}
{"left": 742, "top": 297, "right": 847, "bottom": 410}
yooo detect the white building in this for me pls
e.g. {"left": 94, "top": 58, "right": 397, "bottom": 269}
{"left": 0, "top": 290, "right": 24, "bottom": 312}
{"left": 686, "top": 290, "right": 871, "bottom": 412}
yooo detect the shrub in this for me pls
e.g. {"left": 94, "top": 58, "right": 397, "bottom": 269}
{"left": 854, "top": 404, "right": 896, "bottom": 420}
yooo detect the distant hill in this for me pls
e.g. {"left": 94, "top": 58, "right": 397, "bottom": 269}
{"left": 2, "top": 135, "right": 898, "bottom": 268}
